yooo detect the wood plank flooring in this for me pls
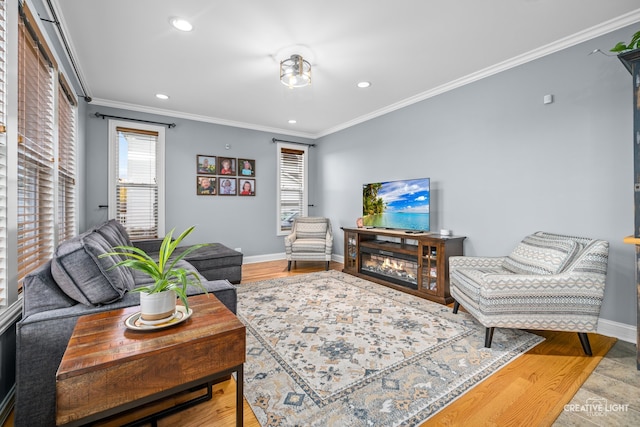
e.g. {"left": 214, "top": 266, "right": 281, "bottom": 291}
{"left": 4, "top": 259, "right": 629, "bottom": 426}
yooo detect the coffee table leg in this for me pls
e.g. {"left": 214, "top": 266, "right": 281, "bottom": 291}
{"left": 237, "top": 364, "right": 244, "bottom": 427}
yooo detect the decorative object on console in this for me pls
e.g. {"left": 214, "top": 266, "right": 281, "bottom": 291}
{"left": 449, "top": 231, "right": 609, "bottom": 355}
{"left": 101, "top": 226, "right": 209, "bottom": 316}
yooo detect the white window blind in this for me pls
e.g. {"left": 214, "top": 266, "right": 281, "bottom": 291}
{"left": 57, "top": 75, "right": 77, "bottom": 243}
{"left": 0, "top": 0, "right": 7, "bottom": 305}
{"left": 17, "top": 4, "right": 56, "bottom": 283}
{"left": 114, "top": 127, "right": 160, "bottom": 240}
{"left": 277, "top": 143, "right": 307, "bottom": 235}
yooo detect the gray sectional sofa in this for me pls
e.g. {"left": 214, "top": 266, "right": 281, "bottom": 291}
{"left": 15, "top": 219, "right": 243, "bottom": 427}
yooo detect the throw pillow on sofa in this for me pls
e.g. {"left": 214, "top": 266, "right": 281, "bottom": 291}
{"left": 502, "top": 234, "right": 579, "bottom": 275}
{"left": 51, "top": 231, "right": 134, "bottom": 305}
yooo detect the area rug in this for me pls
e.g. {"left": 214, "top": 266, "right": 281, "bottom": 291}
{"left": 236, "top": 271, "right": 544, "bottom": 426}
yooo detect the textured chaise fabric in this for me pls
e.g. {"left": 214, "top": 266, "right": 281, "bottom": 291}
{"left": 15, "top": 220, "right": 239, "bottom": 427}
{"left": 284, "top": 217, "right": 333, "bottom": 271}
{"left": 449, "top": 231, "right": 609, "bottom": 355}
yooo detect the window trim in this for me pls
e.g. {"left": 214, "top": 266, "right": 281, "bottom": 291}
{"left": 276, "top": 141, "right": 308, "bottom": 236}
{"left": 108, "top": 120, "right": 165, "bottom": 238}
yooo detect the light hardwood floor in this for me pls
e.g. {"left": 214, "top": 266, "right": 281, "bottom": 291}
{"left": 5, "top": 260, "right": 630, "bottom": 426}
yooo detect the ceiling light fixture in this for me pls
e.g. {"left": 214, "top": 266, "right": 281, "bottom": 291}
{"left": 357, "top": 81, "right": 371, "bottom": 88}
{"left": 280, "top": 54, "right": 311, "bottom": 88}
{"left": 170, "top": 17, "right": 193, "bottom": 32}
{"left": 155, "top": 93, "right": 169, "bottom": 100}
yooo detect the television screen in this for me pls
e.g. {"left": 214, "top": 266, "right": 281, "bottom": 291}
{"left": 362, "top": 178, "right": 430, "bottom": 232}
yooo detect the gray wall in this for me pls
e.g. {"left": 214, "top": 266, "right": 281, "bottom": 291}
{"left": 314, "top": 26, "right": 637, "bottom": 327}
{"left": 81, "top": 26, "right": 638, "bottom": 328}
{"left": 83, "top": 105, "right": 315, "bottom": 255}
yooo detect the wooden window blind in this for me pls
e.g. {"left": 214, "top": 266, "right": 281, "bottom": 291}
{"left": 114, "top": 127, "right": 160, "bottom": 240}
{"left": 57, "top": 74, "right": 77, "bottom": 243}
{"left": 17, "top": 3, "right": 56, "bottom": 282}
{"left": 0, "top": 0, "right": 6, "bottom": 305}
{"left": 278, "top": 146, "right": 307, "bottom": 233}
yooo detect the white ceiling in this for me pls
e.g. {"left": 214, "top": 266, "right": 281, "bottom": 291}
{"left": 52, "top": 0, "right": 640, "bottom": 139}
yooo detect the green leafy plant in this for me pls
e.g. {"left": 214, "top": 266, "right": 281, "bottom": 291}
{"left": 101, "top": 226, "right": 208, "bottom": 312}
{"left": 611, "top": 30, "right": 640, "bottom": 53}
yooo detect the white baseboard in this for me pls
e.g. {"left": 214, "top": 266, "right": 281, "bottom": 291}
{"left": 243, "top": 252, "right": 286, "bottom": 264}
{"left": 597, "top": 318, "right": 637, "bottom": 344}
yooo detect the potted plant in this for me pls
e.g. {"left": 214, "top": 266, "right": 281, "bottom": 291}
{"left": 101, "top": 226, "right": 208, "bottom": 321}
{"left": 611, "top": 30, "right": 640, "bottom": 74}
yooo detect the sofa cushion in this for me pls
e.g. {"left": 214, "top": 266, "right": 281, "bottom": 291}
{"left": 93, "top": 219, "right": 132, "bottom": 249}
{"left": 23, "top": 260, "right": 77, "bottom": 318}
{"left": 51, "top": 231, "right": 135, "bottom": 305}
{"left": 502, "top": 234, "right": 579, "bottom": 275}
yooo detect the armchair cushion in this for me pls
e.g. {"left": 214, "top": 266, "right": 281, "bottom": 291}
{"left": 502, "top": 234, "right": 579, "bottom": 275}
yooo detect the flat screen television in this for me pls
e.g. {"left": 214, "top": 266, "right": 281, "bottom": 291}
{"left": 362, "top": 177, "right": 430, "bottom": 233}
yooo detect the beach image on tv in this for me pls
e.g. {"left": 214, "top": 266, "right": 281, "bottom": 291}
{"left": 362, "top": 178, "right": 430, "bottom": 231}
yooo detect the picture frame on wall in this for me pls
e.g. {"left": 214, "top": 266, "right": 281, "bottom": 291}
{"left": 218, "top": 177, "right": 237, "bottom": 195}
{"left": 197, "top": 176, "right": 217, "bottom": 195}
{"left": 238, "top": 178, "right": 255, "bottom": 196}
{"left": 218, "top": 157, "right": 237, "bottom": 176}
{"left": 197, "top": 155, "right": 216, "bottom": 175}
{"left": 238, "top": 158, "right": 255, "bottom": 177}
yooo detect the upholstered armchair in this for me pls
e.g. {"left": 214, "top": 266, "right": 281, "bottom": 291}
{"left": 449, "top": 231, "right": 609, "bottom": 356}
{"left": 284, "top": 217, "right": 333, "bottom": 271}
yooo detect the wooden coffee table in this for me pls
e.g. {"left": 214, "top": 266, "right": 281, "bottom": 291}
{"left": 56, "top": 294, "right": 245, "bottom": 426}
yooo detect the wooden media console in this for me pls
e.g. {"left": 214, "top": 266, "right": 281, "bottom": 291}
{"left": 342, "top": 227, "right": 465, "bottom": 305}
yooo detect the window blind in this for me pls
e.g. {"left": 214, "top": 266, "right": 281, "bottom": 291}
{"left": 57, "top": 75, "right": 76, "bottom": 243}
{"left": 17, "top": 4, "right": 56, "bottom": 282}
{"left": 278, "top": 147, "right": 306, "bottom": 233}
{"left": 115, "top": 127, "right": 159, "bottom": 240}
{"left": 0, "top": 0, "right": 7, "bottom": 305}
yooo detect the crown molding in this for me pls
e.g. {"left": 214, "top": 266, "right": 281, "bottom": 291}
{"left": 89, "top": 98, "right": 316, "bottom": 140}
{"left": 316, "top": 9, "right": 640, "bottom": 139}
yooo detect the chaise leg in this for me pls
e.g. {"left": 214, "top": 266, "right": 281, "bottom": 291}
{"left": 578, "top": 332, "right": 593, "bottom": 356}
{"left": 287, "top": 261, "right": 292, "bottom": 271}
{"left": 452, "top": 300, "right": 460, "bottom": 314}
{"left": 484, "top": 327, "right": 494, "bottom": 348}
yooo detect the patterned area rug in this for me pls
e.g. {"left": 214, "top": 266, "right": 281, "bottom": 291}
{"left": 237, "top": 271, "right": 544, "bottom": 426}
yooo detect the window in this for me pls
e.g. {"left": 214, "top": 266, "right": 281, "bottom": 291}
{"left": 57, "top": 75, "right": 77, "bottom": 243}
{"left": 108, "top": 121, "right": 165, "bottom": 240}
{"left": 17, "top": 3, "right": 56, "bottom": 282}
{"left": 276, "top": 142, "right": 307, "bottom": 235}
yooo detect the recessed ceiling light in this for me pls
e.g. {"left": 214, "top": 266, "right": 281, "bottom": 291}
{"left": 170, "top": 17, "right": 193, "bottom": 32}
{"left": 288, "top": 119, "right": 297, "bottom": 124}
{"left": 357, "top": 81, "right": 371, "bottom": 88}
{"left": 155, "top": 93, "right": 169, "bottom": 100}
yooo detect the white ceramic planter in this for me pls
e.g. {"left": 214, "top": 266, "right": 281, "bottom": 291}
{"left": 139, "top": 290, "right": 177, "bottom": 321}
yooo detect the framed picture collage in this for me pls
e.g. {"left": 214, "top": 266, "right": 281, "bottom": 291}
{"left": 196, "top": 155, "right": 256, "bottom": 196}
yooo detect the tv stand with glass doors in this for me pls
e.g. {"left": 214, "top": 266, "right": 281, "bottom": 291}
{"left": 342, "top": 227, "right": 465, "bottom": 305}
